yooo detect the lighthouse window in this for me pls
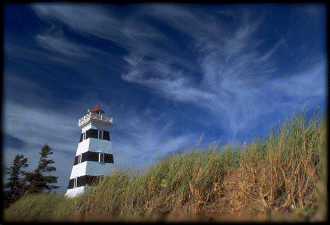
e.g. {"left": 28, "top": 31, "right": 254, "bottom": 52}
{"left": 104, "top": 153, "right": 114, "bottom": 163}
{"left": 74, "top": 178, "right": 77, "bottom": 188}
{"left": 78, "top": 154, "right": 82, "bottom": 164}
{"left": 83, "top": 132, "right": 86, "bottom": 140}
{"left": 74, "top": 156, "right": 78, "bottom": 165}
{"left": 82, "top": 151, "right": 99, "bottom": 162}
{"left": 99, "top": 153, "right": 105, "bottom": 163}
{"left": 68, "top": 179, "right": 74, "bottom": 189}
{"left": 84, "top": 176, "right": 98, "bottom": 186}
{"left": 86, "top": 129, "right": 98, "bottom": 139}
{"left": 98, "top": 130, "right": 104, "bottom": 139}
{"left": 103, "top": 131, "right": 110, "bottom": 141}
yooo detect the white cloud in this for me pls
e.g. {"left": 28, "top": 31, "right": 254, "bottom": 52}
{"left": 270, "top": 59, "right": 326, "bottom": 99}
{"left": 36, "top": 33, "right": 89, "bottom": 58}
{"left": 112, "top": 105, "right": 194, "bottom": 153}
{"left": 32, "top": 4, "right": 121, "bottom": 41}
{"left": 120, "top": 5, "right": 325, "bottom": 141}
{"left": 4, "top": 101, "right": 78, "bottom": 149}
{"left": 31, "top": 4, "right": 166, "bottom": 55}
{"left": 27, "top": 4, "right": 327, "bottom": 148}
{"left": 258, "top": 37, "right": 286, "bottom": 63}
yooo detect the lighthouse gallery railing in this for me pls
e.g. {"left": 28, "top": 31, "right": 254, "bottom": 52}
{"left": 78, "top": 113, "right": 113, "bottom": 126}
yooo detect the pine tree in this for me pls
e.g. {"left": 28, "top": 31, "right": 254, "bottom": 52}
{"left": 4, "top": 154, "right": 29, "bottom": 207}
{"left": 24, "top": 143, "right": 59, "bottom": 194}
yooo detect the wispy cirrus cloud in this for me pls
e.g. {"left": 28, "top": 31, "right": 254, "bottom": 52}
{"left": 122, "top": 53, "right": 217, "bottom": 104}
{"left": 270, "top": 58, "right": 326, "bottom": 99}
{"left": 32, "top": 4, "right": 122, "bottom": 41}
{"left": 120, "top": 5, "right": 325, "bottom": 140}
{"left": 29, "top": 4, "right": 325, "bottom": 134}
{"left": 4, "top": 101, "right": 78, "bottom": 151}
{"left": 32, "top": 4, "right": 165, "bottom": 53}
{"left": 107, "top": 103, "right": 198, "bottom": 162}
{"left": 36, "top": 27, "right": 89, "bottom": 58}
{"left": 29, "top": 4, "right": 326, "bottom": 142}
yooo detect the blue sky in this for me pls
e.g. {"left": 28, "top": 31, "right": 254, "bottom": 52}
{"left": 3, "top": 4, "right": 327, "bottom": 194}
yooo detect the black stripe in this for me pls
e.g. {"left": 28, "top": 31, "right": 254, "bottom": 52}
{"left": 67, "top": 175, "right": 104, "bottom": 189}
{"left": 73, "top": 151, "right": 114, "bottom": 165}
{"left": 79, "top": 129, "right": 111, "bottom": 142}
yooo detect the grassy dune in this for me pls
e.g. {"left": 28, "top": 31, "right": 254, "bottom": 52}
{"left": 4, "top": 109, "right": 327, "bottom": 222}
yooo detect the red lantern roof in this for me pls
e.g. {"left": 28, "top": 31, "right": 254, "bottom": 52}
{"left": 89, "top": 104, "right": 104, "bottom": 114}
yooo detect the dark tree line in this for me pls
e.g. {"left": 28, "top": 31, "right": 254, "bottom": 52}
{"left": 4, "top": 143, "right": 59, "bottom": 208}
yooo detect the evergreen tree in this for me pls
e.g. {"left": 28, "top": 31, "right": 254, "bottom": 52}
{"left": 4, "top": 154, "right": 29, "bottom": 207}
{"left": 24, "top": 143, "right": 59, "bottom": 194}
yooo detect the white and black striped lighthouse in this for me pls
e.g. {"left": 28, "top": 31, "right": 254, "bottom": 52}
{"left": 65, "top": 104, "right": 114, "bottom": 198}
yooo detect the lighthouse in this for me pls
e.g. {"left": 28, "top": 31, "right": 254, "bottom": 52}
{"left": 65, "top": 104, "right": 114, "bottom": 198}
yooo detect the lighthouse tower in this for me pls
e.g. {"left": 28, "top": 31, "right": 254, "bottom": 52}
{"left": 65, "top": 104, "right": 114, "bottom": 198}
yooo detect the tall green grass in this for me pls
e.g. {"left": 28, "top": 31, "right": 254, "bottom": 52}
{"left": 4, "top": 108, "right": 327, "bottom": 222}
